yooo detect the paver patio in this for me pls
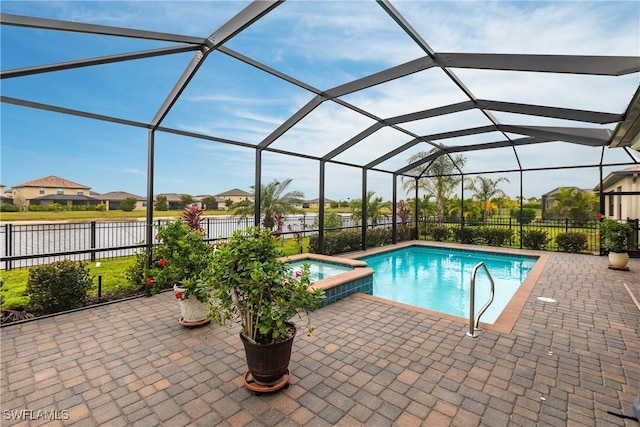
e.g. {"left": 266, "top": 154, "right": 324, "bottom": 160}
{"left": 1, "top": 248, "right": 639, "bottom": 426}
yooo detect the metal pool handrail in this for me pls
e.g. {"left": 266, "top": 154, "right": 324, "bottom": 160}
{"left": 466, "top": 261, "right": 495, "bottom": 338}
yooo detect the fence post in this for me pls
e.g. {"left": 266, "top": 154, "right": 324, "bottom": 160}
{"left": 5, "top": 224, "right": 12, "bottom": 271}
{"left": 565, "top": 218, "right": 568, "bottom": 234}
{"left": 90, "top": 221, "right": 96, "bottom": 262}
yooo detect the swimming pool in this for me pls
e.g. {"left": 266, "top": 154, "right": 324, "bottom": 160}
{"left": 360, "top": 245, "right": 538, "bottom": 324}
{"left": 288, "top": 260, "right": 353, "bottom": 281}
{"left": 283, "top": 254, "right": 374, "bottom": 306}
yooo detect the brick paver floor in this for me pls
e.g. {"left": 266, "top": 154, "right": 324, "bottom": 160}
{"left": 2, "top": 249, "right": 639, "bottom": 426}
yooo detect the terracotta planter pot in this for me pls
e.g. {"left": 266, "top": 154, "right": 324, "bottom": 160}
{"left": 240, "top": 324, "right": 296, "bottom": 386}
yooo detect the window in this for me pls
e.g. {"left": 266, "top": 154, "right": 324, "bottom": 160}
{"left": 77, "top": 190, "right": 84, "bottom": 196}
{"left": 56, "top": 189, "right": 63, "bottom": 195}
{"left": 617, "top": 186, "right": 622, "bottom": 220}
{"left": 39, "top": 188, "right": 44, "bottom": 194}
{"left": 608, "top": 193, "right": 614, "bottom": 216}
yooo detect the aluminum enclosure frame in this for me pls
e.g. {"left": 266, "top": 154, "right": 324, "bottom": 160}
{"left": 2, "top": 0, "right": 639, "bottom": 255}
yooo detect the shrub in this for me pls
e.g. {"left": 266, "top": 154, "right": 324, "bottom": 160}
{"left": 147, "top": 220, "right": 214, "bottom": 294}
{"left": 26, "top": 259, "right": 93, "bottom": 313}
{"left": 0, "top": 203, "right": 19, "bottom": 212}
{"left": 452, "top": 227, "right": 477, "bottom": 244}
{"left": 96, "top": 203, "right": 107, "bottom": 211}
{"left": 510, "top": 208, "right": 536, "bottom": 225}
{"left": 599, "top": 218, "right": 633, "bottom": 253}
{"left": 311, "top": 212, "right": 344, "bottom": 231}
{"left": 478, "top": 227, "right": 514, "bottom": 246}
{"left": 154, "top": 195, "right": 168, "bottom": 211}
{"left": 429, "top": 226, "right": 450, "bottom": 242}
{"left": 367, "top": 228, "right": 392, "bottom": 247}
{"left": 120, "top": 197, "right": 137, "bottom": 212}
{"left": 125, "top": 249, "right": 148, "bottom": 289}
{"left": 522, "top": 202, "right": 541, "bottom": 209}
{"left": 418, "top": 222, "right": 428, "bottom": 238}
{"left": 556, "top": 232, "right": 588, "bottom": 253}
{"left": 309, "top": 228, "right": 392, "bottom": 255}
{"left": 521, "top": 229, "right": 551, "bottom": 250}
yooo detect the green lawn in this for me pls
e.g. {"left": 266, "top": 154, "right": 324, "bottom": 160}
{"left": 0, "top": 257, "right": 137, "bottom": 308}
{"left": 0, "top": 236, "right": 312, "bottom": 309}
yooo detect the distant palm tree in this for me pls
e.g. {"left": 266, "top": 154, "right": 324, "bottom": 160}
{"left": 402, "top": 149, "right": 466, "bottom": 223}
{"left": 465, "top": 176, "right": 510, "bottom": 220}
{"left": 548, "top": 187, "right": 598, "bottom": 221}
{"left": 408, "top": 194, "right": 434, "bottom": 219}
{"left": 350, "top": 191, "right": 388, "bottom": 226}
{"left": 232, "top": 179, "right": 304, "bottom": 230}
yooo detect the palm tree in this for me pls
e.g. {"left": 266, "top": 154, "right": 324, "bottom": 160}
{"left": 465, "top": 176, "right": 510, "bottom": 221}
{"left": 402, "top": 149, "right": 466, "bottom": 223}
{"left": 350, "top": 191, "right": 388, "bottom": 226}
{"left": 232, "top": 179, "right": 304, "bottom": 230}
{"left": 548, "top": 187, "right": 598, "bottom": 222}
{"left": 408, "top": 194, "right": 434, "bottom": 219}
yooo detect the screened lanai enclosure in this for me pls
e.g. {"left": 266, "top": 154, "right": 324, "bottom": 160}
{"left": 1, "top": 1, "right": 639, "bottom": 253}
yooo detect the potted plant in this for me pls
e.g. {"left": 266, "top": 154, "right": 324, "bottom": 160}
{"left": 149, "top": 206, "right": 215, "bottom": 325}
{"left": 599, "top": 218, "right": 633, "bottom": 269}
{"left": 208, "top": 227, "right": 325, "bottom": 389}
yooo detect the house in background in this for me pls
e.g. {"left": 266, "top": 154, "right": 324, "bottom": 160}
{"left": 0, "top": 185, "right": 14, "bottom": 205}
{"left": 193, "top": 194, "right": 217, "bottom": 210}
{"left": 593, "top": 165, "right": 640, "bottom": 220}
{"left": 11, "top": 175, "right": 97, "bottom": 210}
{"left": 215, "top": 188, "right": 253, "bottom": 210}
{"left": 299, "top": 198, "right": 335, "bottom": 209}
{"left": 97, "top": 191, "right": 146, "bottom": 211}
{"left": 154, "top": 193, "right": 187, "bottom": 210}
{"left": 540, "top": 186, "right": 592, "bottom": 219}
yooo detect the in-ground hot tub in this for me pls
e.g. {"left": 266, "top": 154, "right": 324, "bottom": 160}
{"left": 282, "top": 253, "right": 374, "bottom": 306}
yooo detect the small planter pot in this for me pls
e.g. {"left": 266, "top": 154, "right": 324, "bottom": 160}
{"left": 240, "top": 324, "right": 296, "bottom": 386}
{"left": 174, "top": 285, "right": 211, "bottom": 325}
{"left": 608, "top": 252, "right": 629, "bottom": 269}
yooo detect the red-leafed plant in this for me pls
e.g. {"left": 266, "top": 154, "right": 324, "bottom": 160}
{"left": 182, "top": 204, "right": 204, "bottom": 231}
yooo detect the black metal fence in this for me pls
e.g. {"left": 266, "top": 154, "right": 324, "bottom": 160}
{"left": 2, "top": 214, "right": 638, "bottom": 270}
{"left": 0, "top": 214, "right": 353, "bottom": 270}
{"left": 418, "top": 216, "right": 639, "bottom": 255}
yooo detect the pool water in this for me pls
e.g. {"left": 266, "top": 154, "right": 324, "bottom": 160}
{"left": 360, "top": 246, "right": 537, "bottom": 324}
{"left": 288, "top": 260, "right": 353, "bottom": 281}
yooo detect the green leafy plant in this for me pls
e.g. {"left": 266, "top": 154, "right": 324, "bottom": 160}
{"left": 146, "top": 219, "right": 214, "bottom": 301}
{"left": 556, "top": 232, "right": 588, "bottom": 253}
{"left": 599, "top": 218, "right": 633, "bottom": 253}
{"left": 26, "top": 259, "right": 93, "bottom": 313}
{"left": 209, "top": 227, "right": 325, "bottom": 345}
{"left": 428, "top": 225, "right": 450, "bottom": 242}
{"left": 311, "top": 212, "right": 343, "bottom": 232}
{"left": 154, "top": 195, "right": 168, "bottom": 211}
{"left": 510, "top": 208, "right": 536, "bottom": 225}
{"left": 120, "top": 197, "right": 137, "bottom": 212}
{"left": 477, "top": 227, "right": 514, "bottom": 246}
{"left": 126, "top": 205, "right": 214, "bottom": 299}
{"left": 521, "top": 229, "right": 551, "bottom": 250}
{"left": 452, "top": 226, "right": 477, "bottom": 244}
{"left": 308, "top": 228, "right": 392, "bottom": 255}
{"left": 0, "top": 203, "right": 19, "bottom": 212}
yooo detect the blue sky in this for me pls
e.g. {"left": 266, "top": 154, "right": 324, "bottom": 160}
{"left": 1, "top": 0, "right": 639, "bottom": 202}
